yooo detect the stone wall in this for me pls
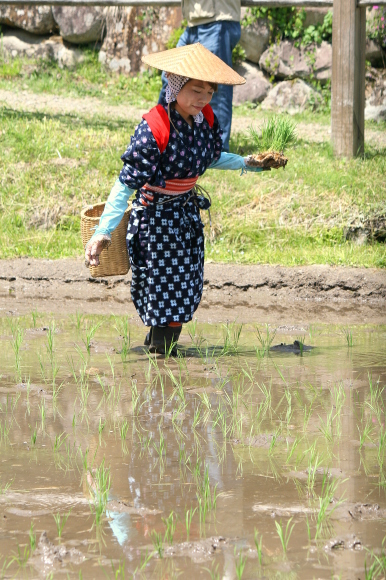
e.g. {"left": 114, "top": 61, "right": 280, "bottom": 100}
{"left": 99, "top": 6, "right": 182, "bottom": 74}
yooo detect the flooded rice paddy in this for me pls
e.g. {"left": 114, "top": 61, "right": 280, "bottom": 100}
{"left": 0, "top": 313, "right": 385, "bottom": 579}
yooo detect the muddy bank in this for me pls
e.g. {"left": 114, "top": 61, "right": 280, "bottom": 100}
{"left": 1, "top": 258, "right": 385, "bottom": 324}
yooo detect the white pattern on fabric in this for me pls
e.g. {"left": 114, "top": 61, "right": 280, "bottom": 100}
{"left": 165, "top": 73, "right": 204, "bottom": 124}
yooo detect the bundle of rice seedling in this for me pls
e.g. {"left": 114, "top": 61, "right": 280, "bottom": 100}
{"left": 245, "top": 116, "right": 297, "bottom": 170}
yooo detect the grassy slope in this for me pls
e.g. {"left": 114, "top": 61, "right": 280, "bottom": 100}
{"left": 1, "top": 50, "right": 385, "bottom": 267}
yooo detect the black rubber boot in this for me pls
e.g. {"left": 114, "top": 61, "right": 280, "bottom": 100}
{"left": 144, "top": 328, "right": 152, "bottom": 346}
{"left": 148, "top": 325, "right": 182, "bottom": 355}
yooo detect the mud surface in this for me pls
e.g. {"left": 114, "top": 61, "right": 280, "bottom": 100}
{"left": 1, "top": 264, "right": 386, "bottom": 578}
{"left": 1, "top": 258, "right": 386, "bottom": 325}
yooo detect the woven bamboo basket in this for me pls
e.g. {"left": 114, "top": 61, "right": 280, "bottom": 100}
{"left": 81, "top": 202, "right": 131, "bottom": 278}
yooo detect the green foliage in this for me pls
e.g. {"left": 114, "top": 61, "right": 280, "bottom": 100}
{"left": 232, "top": 43, "right": 246, "bottom": 65}
{"left": 0, "top": 48, "right": 162, "bottom": 105}
{"left": 249, "top": 115, "right": 297, "bottom": 153}
{"left": 367, "top": 6, "right": 386, "bottom": 50}
{"left": 166, "top": 20, "right": 187, "bottom": 49}
{"left": 242, "top": 7, "right": 333, "bottom": 47}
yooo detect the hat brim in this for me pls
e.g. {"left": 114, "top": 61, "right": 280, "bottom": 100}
{"left": 142, "top": 43, "right": 246, "bottom": 86}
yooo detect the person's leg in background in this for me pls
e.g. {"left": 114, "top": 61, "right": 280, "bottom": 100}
{"left": 196, "top": 21, "right": 241, "bottom": 151}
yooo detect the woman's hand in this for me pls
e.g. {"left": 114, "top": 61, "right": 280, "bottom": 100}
{"left": 85, "top": 235, "right": 111, "bottom": 267}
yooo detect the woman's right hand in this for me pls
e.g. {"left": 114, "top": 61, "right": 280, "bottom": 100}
{"left": 84, "top": 235, "right": 111, "bottom": 267}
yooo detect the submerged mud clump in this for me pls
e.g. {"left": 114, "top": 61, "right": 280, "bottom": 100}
{"left": 161, "top": 537, "right": 228, "bottom": 564}
{"left": 324, "top": 535, "right": 362, "bottom": 551}
{"left": 30, "top": 532, "right": 85, "bottom": 574}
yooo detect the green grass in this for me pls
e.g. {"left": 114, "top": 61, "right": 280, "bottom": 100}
{"left": 0, "top": 47, "right": 162, "bottom": 106}
{"left": 0, "top": 52, "right": 385, "bottom": 267}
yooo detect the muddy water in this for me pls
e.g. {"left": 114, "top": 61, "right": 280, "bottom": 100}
{"left": 0, "top": 315, "right": 385, "bottom": 579}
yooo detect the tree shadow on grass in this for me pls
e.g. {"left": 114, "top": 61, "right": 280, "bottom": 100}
{"left": 0, "top": 106, "right": 135, "bottom": 132}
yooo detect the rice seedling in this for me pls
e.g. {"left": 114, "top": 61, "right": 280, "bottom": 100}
{"left": 31, "top": 309, "right": 39, "bottom": 328}
{"left": 284, "top": 387, "right": 293, "bottom": 424}
{"left": 275, "top": 517, "right": 295, "bottom": 555}
{"left": 119, "top": 419, "right": 129, "bottom": 440}
{"left": 268, "top": 426, "right": 281, "bottom": 457}
{"left": 10, "top": 324, "right": 24, "bottom": 379}
{"left": 286, "top": 436, "right": 302, "bottom": 465}
{"left": 71, "top": 311, "right": 85, "bottom": 332}
{"left": 53, "top": 510, "right": 71, "bottom": 542}
{"left": 221, "top": 322, "right": 243, "bottom": 355}
{"left": 162, "top": 510, "right": 176, "bottom": 545}
{"left": 306, "top": 444, "right": 323, "bottom": 494}
{"left": 29, "top": 522, "right": 36, "bottom": 553}
{"left": 249, "top": 115, "right": 297, "bottom": 154}
{"left": 305, "top": 515, "right": 312, "bottom": 541}
{"left": 82, "top": 321, "right": 102, "bottom": 355}
{"left": 314, "top": 473, "right": 346, "bottom": 540}
{"left": 46, "top": 321, "right": 55, "bottom": 363}
{"left": 204, "top": 562, "right": 220, "bottom": 580}
{"left": 0, "top": 419, "right": 12, "bottom": 445}
{"left": 53, "top": 432, "right": 68, "bottom": 453}
{"left": 341, "top": 326, "right": 354, "bottom": 347}
{"left": 185, "top": 507, "right": 196, "bottom": 541}
{"left": 153, "top": 429, "right": 167, "bottom": 461}
{"left": 192, "top": 404, "right": 202, "bottom": 431}
{"left": 254, "top": 528, "right": 263, "bottom": 565}
{"left": 0, "top": 478, "right": 11, "bottom": 494}
{"left": 318, "top": 408, "right": 335, "bottom": 443}
{"left": 187, "top": 318, "right": 205, "bottom": 350}
{"left": 302, "top": 402, "right": 314, "bottom": 433}
{"left": 234, "top": 548, "right": 246, "bottom": 579}
{"left": 255, "top": 324, "right": 277, "bottom": 354}
{"left": 358, "top": 420, "right": 374, "bottom": 450}
{"left": 295, "top": 335, "right": 306, "bottom": 355}
{"left": 132, "top": 550, "right": 154, "bottom": 576}
{"left": 89, "top": 459, "right": 111, "bottom": 527}
{"left": 7, "top": 545, "right": 30, "bottom": 571}
{"left": 331, "top": 382, "right": 346, "bottom": 416}
{"left": 30, "top": 423, "right": 37, "bottom": 446}
{"left": 114, "top": 316, "right": 131, "bottom": 362}
{"left": 377, "top": 427, "right": 386, "bottom": 473}
{"left": 196, "top": 465, "right": 218, "bottom": 521}
{"left": 107, "top": 559, "right": 125, "bottom": 580}
{"left": 151, "top": 530, "right": 163, "bottom": 558}
{"left": 39, "top": 399, "right": 46, "bottom": 430}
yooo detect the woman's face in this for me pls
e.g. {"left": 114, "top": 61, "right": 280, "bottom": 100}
{"left": 176, "top": 79, "right": 214, "bottom": 118}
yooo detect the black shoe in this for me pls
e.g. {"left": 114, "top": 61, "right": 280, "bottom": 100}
{"left": 144, "top": 328, "right": 152, "bottom": 346}
{"left": 148, "top": 325, "right": 182, "bottom": 355}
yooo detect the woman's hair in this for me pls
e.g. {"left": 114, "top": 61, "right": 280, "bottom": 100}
{"left": 208, "top": 82, "right": 218, "bottom": 93}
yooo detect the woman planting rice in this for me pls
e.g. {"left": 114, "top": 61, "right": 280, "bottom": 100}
{"left": 85, "top": 43, "right": 266, "bottom": 354}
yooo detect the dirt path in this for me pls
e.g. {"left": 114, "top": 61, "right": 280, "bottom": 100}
{"left": 1, "top": 258, "right": 385, "bottom": 325}
{"left": 1, "top": 88, "right": 385, "bottom": 146}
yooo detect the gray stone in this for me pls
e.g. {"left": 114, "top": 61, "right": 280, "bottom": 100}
{"left": 365, "top": 39, "right": 384, "bottom": 68}
{"left": 0, "top": 5, "right": 56, "bottom": 35}
{"left": 233, "top": 61, "right": 271, "bottom": 105}
{"left": 365, "top": 79, "right": 386, "bottom": 122}
{"left": 303, "top": 8, "right": 330, "bottom": 28}
{"left": 0, "top": 30, "right": 84, "bottom": 68}
{"left": 261, "top": 79, "right": 322, "bottom": 114}
{"left": 239, "top": 18, "right": 269, "bottom": 64}
{"left": 100, "top": 6, "right": 182, "bottom": 73}
{"left": 52, "top": 7, "right": 105, "bottom": 44}
{"left": 259, "top": 40, "right": 332, "bottom": 84}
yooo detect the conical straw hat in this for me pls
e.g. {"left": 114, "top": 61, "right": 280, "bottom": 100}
{"left": 142, "top": 43, "right": 245, "bottom": 86}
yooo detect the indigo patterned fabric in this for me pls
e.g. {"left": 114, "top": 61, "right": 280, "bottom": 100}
{"left": 119, "top": 105, "right": 222, "bottom": 327}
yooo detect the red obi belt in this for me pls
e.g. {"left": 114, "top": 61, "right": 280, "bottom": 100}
{"left": 140, "top": 177, "right": 199, "bottom": 205}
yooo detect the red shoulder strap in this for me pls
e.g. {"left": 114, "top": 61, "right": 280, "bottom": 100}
{"left": 202, "top": 104, "right": 214, "bottom": 128}
{"left": 142, "top": 104, "right": 170, "bottom": 154}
